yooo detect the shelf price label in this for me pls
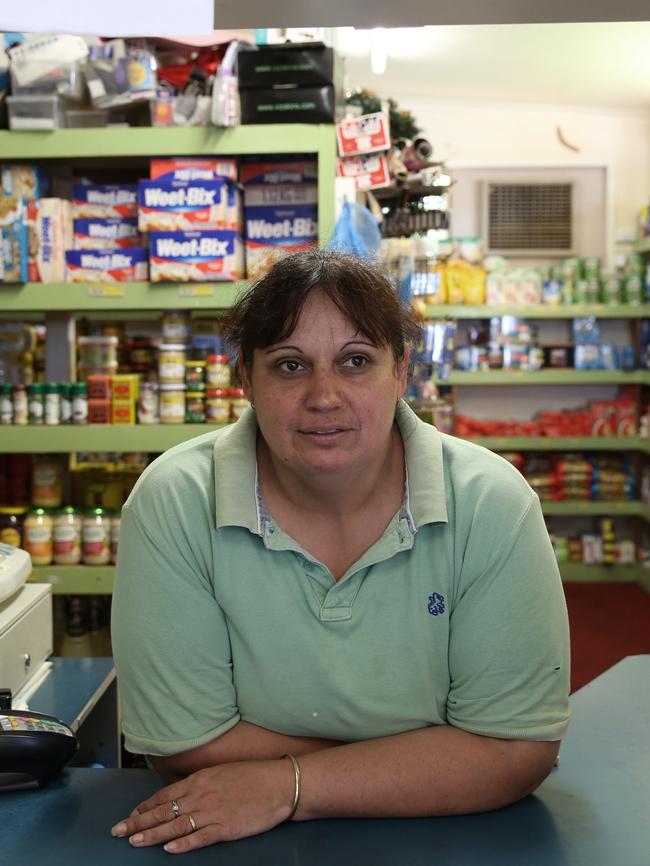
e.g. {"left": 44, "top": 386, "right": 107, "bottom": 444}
{"left": 178, "top": 284, "right": 214, "bottom": 297}
{"left": 87, "top": 285, "right": 125, "bottom": 299}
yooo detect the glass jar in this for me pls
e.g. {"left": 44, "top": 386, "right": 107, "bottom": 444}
{"left": 82, "top": 508, "right": 111, "bottom": 565}
{"left": 110, "top": 513, "right": 121, "bottom": 564}
{"left": 71, "top": 382, "right": 88, "bottom": 424}
{"left": 206, "top": 354, "right": 231, "bottom": 388}
{"left": 12, "top": 383, "right": 28, "bottom": 426}
{"left": 0, "top": 506, "right": 27, "bottom": 547}
{"left": 59, "top": 383, "right": 72, "bottom": 424}
{"left": 206, "top": 389, "right": 230, "bottom": 424}
{"left": 53, "top": 507, "right": 82, "bottom": 565}
{"left": 0, "top": 383, "right": 13, "bottom": 424}
{"left": 27, "top": 383, "right": 45, "bottom": 424}
{"left": 229, "top": 388, "right": 250, "bottom": 421}
{"left": 137, "top": 382, "right": 159, "bottom": 424}
{"left": 185, "top": 360, "right": 206, "bottom": 391}
{"left": 158, "top": 343, "right": 186, "bottom": 385}
{"left": 44, "top": 383, "right": 61, "bottom": 425}
{"left": 186, "top": 391, "right": 206, "bottom": 423}
{"left": 158, "top": 384, "right": 186, "bottom": 424}
{"left": 32, "top": 455, "right": 64, "bottom": 509}
{"left": 24, "top": 508, "right": 54, "bottom": 566}
{"left": 161, "top": 310, "right": 191, "bottom": 345}
{"left": 78, "top": 335, "right": 119, "bottom": 377}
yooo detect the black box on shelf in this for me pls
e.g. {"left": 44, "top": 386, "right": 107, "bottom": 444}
{"left": 237, "top": 43, "right": 340, "bottom": 89}
{"left": 240, "top": 84, "right": 342, "bottom": 124}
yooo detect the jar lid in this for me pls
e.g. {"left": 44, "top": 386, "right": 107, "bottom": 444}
{"left": 0, "top": 383, "right": 12, "bottom": 394}
{"left": 27, "top": 383, "right": 45, "bottom": 394}
{"left": 206, "top": 389, "right": 228, "bottom": 397}
{"left": 78, "top": 335, "right": 119, "bottom": 345}
{"left": 71, "top": 382, "right": 88, "bottom": 394}
{"left": 44, "top": 383, "right": 60, "bottom": 393}
{"left": 230, "top": 388, "right": 246, "bottom": 397}
{"left": 158, "top": 383, "right": 186, "bottom": 391}
{"left": 186, "top": 391, "right": 205, "bottom": 398}
{"left": 185, "top": 360, "right": 206, "bottom": 368}
{"left": 88, "top": 507, "right": 105, "bottom": 516}
{"left": 159, "top": 343, "right": 187, "bottom": 352}
{"left": 29, "top": 508, "right": 49, "bottom": 517}
{"left": 0, "top": 506, "right": 28, "bottom": 515}
{"left": 56, "top": 506, "right": 77, "bottom": 515}
{"left": 207, "top": 354, "right": 230, "bottom": 362}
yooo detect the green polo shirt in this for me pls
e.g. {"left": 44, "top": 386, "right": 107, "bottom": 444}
{"left": 112, "top": 402, "right": 570, "bottom": 756}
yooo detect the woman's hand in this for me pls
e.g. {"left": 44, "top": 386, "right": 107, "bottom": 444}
{"left": 110, "top": 757, "right": 296, "bottom": 854}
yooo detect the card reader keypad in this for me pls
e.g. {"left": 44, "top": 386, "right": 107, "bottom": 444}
{"left": 0, "top": 714, "right": 74, "bottom": 737}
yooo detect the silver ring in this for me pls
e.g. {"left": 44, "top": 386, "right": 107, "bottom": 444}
{"left": 188, "top": 815, "right": 197, "bottom": 833}
{"left": 171, "top": 799, "right": 181, "bottom": 818}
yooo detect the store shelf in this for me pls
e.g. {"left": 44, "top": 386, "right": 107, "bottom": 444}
{"left": 632, "top": 237, "right": 650, "bottom": 255}
{"left": 541, "top": 501, "right": 650, "bottom": 520}
{"left": 0, "top": 281, "right": 246, "bottom": 313}
{"left": 29, "top": 565, "right": 115, "bottom": 594}
{"left": 433, "top": 370, "right": 650, "bottom": 386}
{"left": 559, "top": 563, "right": 646, "bottom": 582}
{"left": 424, "top": 304, "right": 650, "bottom": 319}
{"left": 466, "top": 436, "right": 650, "bottom": 453}
{"left": 0, "top": 424, "right": 226, "bottom": 453}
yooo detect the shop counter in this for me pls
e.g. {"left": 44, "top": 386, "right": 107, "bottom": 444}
{"left": 3, "top": 655, "right": 649, "bottom": 865}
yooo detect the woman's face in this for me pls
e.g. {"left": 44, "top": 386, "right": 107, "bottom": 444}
{"left": 242, "top": 289, "right": 408, "bottom": 481}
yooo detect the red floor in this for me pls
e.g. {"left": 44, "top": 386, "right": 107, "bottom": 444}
{"left": 563, "top": 582, "right": 650, "bottom": 692}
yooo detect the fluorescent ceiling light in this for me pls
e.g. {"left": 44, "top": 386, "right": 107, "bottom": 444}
{"left": 370, "top": 27, "right": 388, "bottom": 75}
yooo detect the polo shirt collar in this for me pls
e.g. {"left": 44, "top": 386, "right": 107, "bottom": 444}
{"left": 213, "top": 401, "right": 448, "bottom": 532}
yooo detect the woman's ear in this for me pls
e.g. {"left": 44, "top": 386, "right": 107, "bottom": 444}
{"left": 397, "top": 346, "right": 410, "bottom": 396}
{"left": 239, "top": 354, "right": 253, "bottom": 403}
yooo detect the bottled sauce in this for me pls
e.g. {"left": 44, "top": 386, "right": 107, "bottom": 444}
{"left": 229, "top": 388, "right": 250, "bottom": 421}
{"left": 137, "top": 382, "right": 159, "bottom": 424}
{"left": 24, "top": 508, "right": 54, "bottom": 566}
{"left": 159, "top": 384, "right": 186, "bottom": 424}
{"left": 0, "top": 383, "right": 13, "bottom": 424}
{"left": 12, "top": 384, "right": 28, "bottom": 425}
{"left": 206, "top": 388, "right": 230, "bottom": 424}
{"left": 44, "top": 383, "right": 61, "bottom": 425}
{"left": 82, "top": 508, "right": 110, "bottom": 565}
{"left": 185, "top": 360, "right": 206, "bottom": 390}
{"left": 32, "top": 455, "right": 64, "bottom": 508}
{"left": 71, "top": 382, "right": 88, "bottom": 424}
{"left": 53, "top": 507, "right": 82, "bottom": 565}
{"left": 0, "top": 506, "right": 27, "bottom": 547}
{"left": 206, "top": 354, "right": 231, "bottom": 388}
{"left": 161, "top": 310, "right": 191, "bottom": 345}
{"left": 186, "top": 391, "right": 206, "bottom": 423}
{"left": 27, "top": 383, "right": 45, "bottom": 424}
{"left": 158, "top": 344, "right": 186, "bottom": 385}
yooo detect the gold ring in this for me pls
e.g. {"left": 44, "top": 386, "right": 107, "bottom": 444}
{"left": 171, "top": 800, "right": 181, "bottom": 818}
{"left": 188, "top": 815, "right": 197, "bottom": 833}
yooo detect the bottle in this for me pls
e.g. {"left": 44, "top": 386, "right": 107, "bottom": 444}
{"left": 53, "top": 506, "right": 82, "bottom": 565}
{"left": 0, "top": 383, "right": 13, "bottom": 424}
{"left": 59, "top": 383, "right": 72, "bottom": 424}
{"left": 12, "top": 384, "right": 28, "bottom": 425}
{"left": 71, "top": 382, "right": 88, "bottom": 424}
{"left": 27, "top": 383, "right": 45, "bottom": 424}
{"left": 82, "top": 507, "right": 111, "bottom": 565}
{"left": 44, "top": 383, "right": 61, "bottom": 425}
{"left": 23, "top": 508, "right": 54, "bottom": 566}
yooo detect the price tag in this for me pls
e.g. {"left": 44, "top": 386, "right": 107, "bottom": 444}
{"left": 87, "top": 285, "right": 125, "bottom": 298}
{"left": 178, "top": 284, "right": 214, "bottom": 297}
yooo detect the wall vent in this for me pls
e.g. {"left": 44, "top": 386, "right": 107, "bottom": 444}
{"left": 482, "top": 182, "right": 573, "bottom": 256}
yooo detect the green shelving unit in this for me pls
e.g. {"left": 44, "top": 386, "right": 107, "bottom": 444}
{"left": 29, "top": 565, "right": 115, "bottom": 594}
{"left": 466, "top": 436, "right": 650, "bottom": 453}
{"left": 424, "top": 304, "right": 650, "bottom": 319}
{"left": 433, "top": 370, "right": 650, "bottom": 386}
{"left": 632, "top": 237, "right": 650, "bottom": 255}
{"left": 541, "top": 501, "right": 650, "bottom": 520}
{"left": 558, "top": 563, "right": 645, "bottom": 582}
{"left": 0, "top": 424, "right": 226, "bottom": 453}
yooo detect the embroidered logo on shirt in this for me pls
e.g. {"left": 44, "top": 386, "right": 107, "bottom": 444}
{"left": 427, "top": 593, "right": 446, "bottom": 616}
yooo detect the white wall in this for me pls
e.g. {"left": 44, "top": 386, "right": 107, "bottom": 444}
{"left": 392, "top": 95, "right": 650, "bottom": 264}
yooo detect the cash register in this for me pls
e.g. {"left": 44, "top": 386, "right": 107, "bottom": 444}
{"left": 0, "top": 543, "right": 78, "bottom": 788}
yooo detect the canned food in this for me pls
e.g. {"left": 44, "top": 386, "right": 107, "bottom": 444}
{"left": 159, "top": 384, "right": 186, "bottom": 424}
{"left": 158, "top": 343, "right": 187, "bottom": 385}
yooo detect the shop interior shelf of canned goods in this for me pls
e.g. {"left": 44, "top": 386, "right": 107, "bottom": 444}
{"left": 432, "top": 370, "right": 650, "bottom": 385}
{"left": 26, "top": 562, "right": 649, "bottom": 595}
{"left": 465, "top": 436, "right": 650, "bottom": 453}
{"left": 423, "top": 304, "right": 650, "bottom": 319}
{"left": 0, "top": 424, "right": 227, "bottom": 452}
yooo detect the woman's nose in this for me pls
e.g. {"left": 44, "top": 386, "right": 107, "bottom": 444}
{"left": 305, "top": 368, "right": 342, "bottom": 409}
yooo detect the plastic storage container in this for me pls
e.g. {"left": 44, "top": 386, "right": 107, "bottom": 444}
{"left": 7, "top": 95, "right": 62, "bottom": 130}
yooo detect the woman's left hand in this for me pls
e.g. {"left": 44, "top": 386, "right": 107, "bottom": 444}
{"left": 110, "top": 758, "right": 296, "bottom": 854}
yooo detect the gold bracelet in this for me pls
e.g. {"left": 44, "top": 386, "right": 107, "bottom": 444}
{"left": 283, "top": 753, "right": 301, "bottom": 821}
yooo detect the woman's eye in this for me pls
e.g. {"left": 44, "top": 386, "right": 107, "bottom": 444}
{"left": 278, "top": 359, "right": 303, "bottom": 372}
{"left": 343, "top": 355, "right": 368, "bottom": 368}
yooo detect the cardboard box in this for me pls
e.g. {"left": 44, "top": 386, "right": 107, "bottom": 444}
{"left": 1, "top": 163, "right": 47, "bottom": 199}
{"left": 86, "top": 374, "right": 112, "bottom": 401}
{"left": 111, "top": 374, "right": 139, "bottom": 403}
{"left": 65, "top": 248, "right": 149, "bottom": 283}
{"left": 111, "top": 400, "right": 136, "bottom": 424}
{"left": 0, "top": 196, "right": 29, "bottom": 283}
{"left": 73, "top": 217, "right": 142, "bottom": 250}
{"left": 336, "top": 112, "right": 391, "bottom": 157}
{"left": 337, "top": 152, "right": 391, "bottom": 190}
{"left": 27, "top": 198, "right": 73, "bottom": 282}
{"left": 150, "top": 158, "right": 237, "bottom": 182}
{"left": 244, "top": 185, "right": 318, "bottom": 278}
{"left": 72, "top": 184, "right": 138, "bottom": 219}
{"left": 238, "top": 43, "right": 339, "bottom": 88}
{"left": 149, "top": 230, "right": 244, "bottom": 282}
{"left": 88, "top": 399, "right": 111, "bottom": 424}
{"left": 137, "top": 179, "right": 230, "bottom": 232}
{"left": 240, "top": 85, "right": 340, "bottom": 124}
{"left": 240, "top": 158, "right": 317, "bottom": 187}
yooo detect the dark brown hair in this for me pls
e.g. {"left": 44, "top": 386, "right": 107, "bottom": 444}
{"left": 221, "top": 248, "right": 422, "bottom": 368}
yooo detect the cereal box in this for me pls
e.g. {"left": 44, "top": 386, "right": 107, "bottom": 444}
{"left": 65, "top": 248, "right": 149, "bottom": 282}
{"left": 137, "top": 179, "right": 229, "bottom": 232}
{"left": 72, "top": 184, "right": 139, "bottom": 219}
{"left": 0, "top": 196, "right": 29, "bottom": 283}
{"left": 27, "top": 198, "right": 73, "bottom": 282}
{"left": 1, "top": 163, "right": 47, "bottom": 199}
{"left": 149, "top": 230, "right": 244, "bottom": 282}
{"left": 336, "top": 112, "right": 391, "bottom": 157}
{"left": 244, "top": 185, "right": 318, "bottom": 278}
{"left": 150, "top": 157, "right": 237, "bottom": 182}
{"left": 73, "top": 218, "right": 142, "bottom": 250}
{"left": 239, "top": 158, "right": 318, "bottom": 187}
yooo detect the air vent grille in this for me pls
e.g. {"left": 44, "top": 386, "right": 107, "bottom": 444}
{"left": 487, "top": 183, "right": 572, "bottom": 252}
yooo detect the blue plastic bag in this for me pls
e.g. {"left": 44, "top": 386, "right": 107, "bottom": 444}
{"left": 328, "top": 200, "right": 382, "bottom": 260}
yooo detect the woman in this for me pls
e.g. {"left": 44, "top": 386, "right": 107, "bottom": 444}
{"left": 111, "top": 249, "right": 570, "bottom": 855}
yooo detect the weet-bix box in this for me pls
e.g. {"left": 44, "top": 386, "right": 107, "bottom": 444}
{"left": 241, "top": 158, "right": 318, "bottom": 278}
{"left": 138, "top": 179, "right": 231, "bottom": 232}
{"left": 73, "top": 217, "right": 142, "bottom": 250}
{"left": 65, "top": 248, "right": 149, "bottom": 282}
{"left": 27, "top": 198, "right": 73, "bottom": 282}
{"left": 150, "top": 157, "right": 238, "bottom": 182}
{"left": 72, "top": 184, "right": 139, "bottom": 219}
{"left": 149, "top": 230, "right": 244, "bottom": 282}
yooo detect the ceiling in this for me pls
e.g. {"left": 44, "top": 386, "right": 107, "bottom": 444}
{"left": 332, "top": 22, "right": 650, "bottom": 110}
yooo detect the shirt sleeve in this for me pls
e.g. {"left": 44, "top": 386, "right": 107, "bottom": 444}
{"left": 111, "top": 504, "right": 240, "bottom": 756}
{"left": 446, "top": 492, "right": 571, "bottom": 741}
